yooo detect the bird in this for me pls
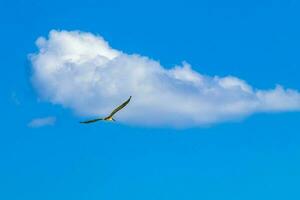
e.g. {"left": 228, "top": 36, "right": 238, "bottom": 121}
{"left": 80, "top": 96, "right": 132, "bottom": 124}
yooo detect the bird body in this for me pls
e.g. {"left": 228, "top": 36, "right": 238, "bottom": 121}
{"left": 104, "top": 116, "right": 115, "bottom": 121}
{"left": 80, "top": 96, "right": 131, "bottom": 124}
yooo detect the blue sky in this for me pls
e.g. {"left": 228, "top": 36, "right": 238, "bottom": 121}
{"left": 1, "top": 0, "right": 300, "bottom": 199}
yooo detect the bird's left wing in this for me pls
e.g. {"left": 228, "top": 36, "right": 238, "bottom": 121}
{"left": 80, "top": 118, "right": 103, "bottom": 124}
{"left": 108, "top": 96, "right": 131, "bottom": 117}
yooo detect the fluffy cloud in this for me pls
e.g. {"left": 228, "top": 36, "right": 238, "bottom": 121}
{"left": 29, "top": 30, "right": 300, "bottom": 127}
{"left": 28, "top": 117, "right": 56, "bottom": 128}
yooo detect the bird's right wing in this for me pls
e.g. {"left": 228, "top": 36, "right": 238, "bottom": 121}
{"left": 108, "top": 96, "right": 132, "bottom": 117}
{"left": 80, "top": 118, "right": 103, "bottom": 124}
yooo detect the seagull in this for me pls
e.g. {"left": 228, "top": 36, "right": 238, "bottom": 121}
{"left": 80, "top": 96, "right": 132, "bottom": 124}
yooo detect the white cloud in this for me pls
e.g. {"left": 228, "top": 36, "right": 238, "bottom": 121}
{"left": 28, "top": 117, "right": 56, "bottom": 128}
{"left": 29, "top": 30, "right": 300, "bottom": 127}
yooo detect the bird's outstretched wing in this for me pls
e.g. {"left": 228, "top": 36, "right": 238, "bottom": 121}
{"left": 108, "top": 96, "right": 131, "bottom": 117}
{"left": 80, "top": 118, "right": 103, "bottom": 124}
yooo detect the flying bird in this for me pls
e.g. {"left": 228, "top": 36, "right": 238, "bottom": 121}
{"left": 80, "top": 96, "right": 132, "bottom": 124}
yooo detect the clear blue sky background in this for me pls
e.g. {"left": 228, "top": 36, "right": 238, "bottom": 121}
{"left": 1, "top": 0, "right": 300, "bottom": 199}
